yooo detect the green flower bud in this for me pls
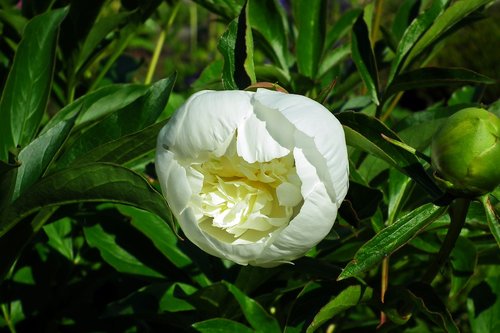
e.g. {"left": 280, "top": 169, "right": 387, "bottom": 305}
{"left": 431, "top": 107, "right": 500, "bottom": 196}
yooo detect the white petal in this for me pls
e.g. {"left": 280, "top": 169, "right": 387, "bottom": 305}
{"left": 160, "top": 90, "right": 254, "bottom": 160}
{"left": 253, "top": 88, "right": 349, "bottom": 206}
{"left": 236, "top": 112, "right": 290, "bottom": 163}
{"left": 276, "top": 181, "right": 302, "bottom": 207}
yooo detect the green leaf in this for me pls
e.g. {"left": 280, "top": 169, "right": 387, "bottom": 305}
{"left": 0, "top": 7, "right": 68, "bottom": 161}
{"left": 324, "top": 9, "right": 362, "bottom": 51}
{"left": 117, "top": 205, "right": 211, "bottom": 287}
{"left": 76, "top": 11, "right": 133, "bottom": 73}
{"left": 408, "top": 282, "right": 459, "bottom": 333}
{"left": 193, "top": 318, "right": 254, "bottom": 333}
{"left": 449, "top": 237, "right": 477, "bottom": 297}
{"left": 248, "top": 0, "right": 290, "bottom": 72}
{"left": 387, "top": 0, "right": 450, "bottom": 83}
{"left": 294, "top": 0, "right": 326, "bottom": 78}
{"left": 84, "top": 222, "right": 164, "bottom": 278}
{"left": 306, "top": 285, "right": 373, "bottom": 333}
{"left": 403, "top": 0, "right": 494, "bottom": 70}
{"left": 218, "top": 3, "right": 255, "bottom": 90}
{"left": 0, "top": 163, "right": 172, "bottom": 237}
{"left": 467, "top": 273, "right": 500, "bottom": 333}
{"left": 351, "top": 12, "right": 379, "bottom": 105}
{"left": 385, "top": 67, "right": 495, "bottom": 99}
{"left": 10, "top": 115, "right": 75, "bottom": 202}
{"left": 43, "top": 217, "right": 74, "bottom": 261}
{"left": 391, "top": 0, "right": 421, "bottom": 42}
{"left": 338, "top": 204, "right": 447, "bottom": 280}
{"left": 481, "top": 195, "right": 500, "bottom": 248}
{"left": 318, "top": 43, "right": 351, "bottom": 78}
{"left": 42, "top": 84, "right": 151, "bottom": 133}
{"left": 57, "top": 75, "right": 176, "bottom": 167}
{"left": 338, "top": 111, "right": 444, "bottom": 200}
{"left": 224, "top": 281, "right": 281, "bottom": 333}
{"left": 70, "top": 121, "right": 164, "bottom": 166}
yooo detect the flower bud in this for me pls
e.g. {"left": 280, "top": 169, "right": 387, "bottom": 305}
{"left": 431, "top": 107, "right": 500, "bottom": 196}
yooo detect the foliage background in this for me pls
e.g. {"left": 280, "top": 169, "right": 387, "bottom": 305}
{"left": 0, "top": 0, "right": 499, "bottom": 332}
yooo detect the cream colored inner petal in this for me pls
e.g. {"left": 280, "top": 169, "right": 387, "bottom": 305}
{"left": 190, "top": 135, "right": 303, "bottom": 244}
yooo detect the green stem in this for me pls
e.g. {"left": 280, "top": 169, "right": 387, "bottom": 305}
{"left": 371, "top": 0, "right": 384, "bottom": 46}
{"left": 422, "top": 198, "right": 470, "bottom": 284}
{"left": 145, "top": 2, "right": 181, "bottom": 84}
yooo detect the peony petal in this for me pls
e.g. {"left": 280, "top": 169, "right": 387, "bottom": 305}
{"left": 276, "top": 181, "right": 302, "bottom": 207}
{"left": 253, "top": 88, "right": 349, "bottom": 206}
{"left": 236, "top": 112, "right": 290, "bottom": 163}
{"left": 161, "top": 90, "right": 254, "bottom": 160}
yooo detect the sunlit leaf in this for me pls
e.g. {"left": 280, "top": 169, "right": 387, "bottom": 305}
{"left": 338, "top": 204, "right": 447, "bottom": 280}
{"left": 0, "top": 7, "right": 68, "bottom": 161}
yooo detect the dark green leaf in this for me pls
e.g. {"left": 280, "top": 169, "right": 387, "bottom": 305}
{"left": 403, "top": 0, "right": 495, "bottom": 70}
{"left": 306, "top": 285, "right": 373, "bottom": 333}
{"left": 76, "top": 11, "right": 133, "bottom": 73}
{"left": 43, "top": 217, "right": 74, "bottom": 261}
{"left": 391, "top": 0, "right": 421, "bottom": 42}
{"left": 387, "top": 0, "right": 450, "bottom": 83}
{"left": 0, "top": 7, "right": 68, "bottom": 161}
{"left": 84, "top": 222, "right": 164, "bottom": 278}
{"left": 467, "top": 274, "right": 500, "bottom": 333}
{"left": 70, "top": 121, "right": 164, "bottom": 166}
{"left": 482, "top": 195, "right": 500, "bottom": 248}
{"left": 0, "top": 163, "right": 172, "bottom": 237}
{"left": 11, "top": 115, "right": 75, "bottom": 202}
{"left": 408, "top": 282, "right": 459, "bottom": 333}
{"left": 248, "top": 0, "right": 290, "bottom": 72}
{"left": 385, "top": 67, "right": 495, "bottom": 98}
{"left": 191, "top": 0, "right": 244, "bottom": 21}
{"left": 351, "top": 12, "right": 379, "bottom": 105}
{"left": 294, "top": 0, "right": 326, "bottom": 78}
{"left": 117, "top": 205, "right": 210, "bottom": 287}
{"left": 193, "top": 318, "right": 254, "bottom": 333}
{"left": 338, "top": 111, "right": 444, "bottom": 200}
{"left": 450, "top": 237, "right": 477, "bottom": 297}
{"left": 218, "top": 3, "right": 255, "bottom": 90}
{"left": 318, "top": 44, "right": 351, "bottom": 78}
{"left": 324, "top": 9, "right": 362, "bottom": 51}
{"left": 0, "top": 9, "right": 28, "bottom": 35}
{"left": 338, "top": 204, "right": 447, "bottom": 280}
{"left": 57, "top": 75, "right": 176, "bottom": 167}
{"left": 224, "top": 281, "right": 281, "bottom": 333}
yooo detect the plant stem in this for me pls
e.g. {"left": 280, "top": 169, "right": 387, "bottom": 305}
{"left": 145, "top": 2, "right": 181, "bottom": 85}
{"left": 422, "top": 198, "right": 470, "bottom": 284}
{"left": 371, "top": 0, "right": 384, "bottom": 46}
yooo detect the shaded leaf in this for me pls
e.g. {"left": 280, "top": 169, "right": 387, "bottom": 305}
{"left": 193, "top": 318, "right": 254, "bottom": 333}
{"left": 218, "top": 3, "right": 255, "bottom": 90}
{"left": 403, "top": 0, "right": 494, "bottom": 70}
{"left": 294, "top": 0, "right": 326, "bottom": 78}
{"left": 408, "top": 282, "right": 459, "bottom": 333}
{"left": 450, "top": 237, "right": 477, "bottom": 297}
{"left": 84, "top": 222, "right": 164, "bottom": 278}
{"left": 385, "top": 67, "right": 495, "bottom": 98}
{"left": 57, "top": 75, "right": 176, "bottom": 167}
{"left": 0, "top": 7, "right": 68, "bottom": 160}
{"left": 388, "top": 0, "right": 450, "bottom": 83}
{"left": 481, "top": 195, "right": 500, "bottom": 248}
{"left": 43, "top": 84, "right": 150, "bottom": 133}
{"left": 43, "top": 217, "right": 74, "bottom": 261}
{"left": 11, "top": 115, "right": 75, "bottom": 202}
{"left": 338, "top": 111, "right": 444, "bottom": 200}
{"left": 467, "top": 273, "right": 500, "bottom": 333}
{"left": 0, "top": 163, "right": 172, "bottom": 237}
{"left": 224, "top": 281, "right": 281, "bottom": 333}
{"left": 307, "top": 285, "right": 373, "bottom": 333}
{"left": 324, "top": 9, "right": 362, "bottom": 51}
{"left": 338, "top": 204, "right": 447, "bottom": 280}
{"left": 391, "top": 0, "right": 421, "bottom": 42}
{"left": 71, "top": 121, "right": 164, "bottom": 166}
{"left": 248, "top": 0, "right": 290, "bottom": 72}
{"left": 351, "top": 12, "right": 379, "bottom": 105}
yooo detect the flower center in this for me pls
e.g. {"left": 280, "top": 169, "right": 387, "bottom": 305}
{"left": 191, "top": 138, "right": 302, "bottom": 244}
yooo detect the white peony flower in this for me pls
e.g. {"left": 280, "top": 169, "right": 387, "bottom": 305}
{"left": 155, "top": 88, "right": 349, "bottom": 267}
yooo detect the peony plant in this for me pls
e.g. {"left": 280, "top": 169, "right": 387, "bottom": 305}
{"left": 155, "top": 88, "right": 349, "bottom": 266}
